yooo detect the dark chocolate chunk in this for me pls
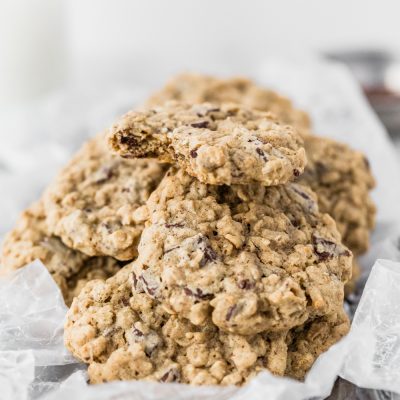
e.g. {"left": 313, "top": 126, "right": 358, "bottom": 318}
{"left": 226, "top": 305, "right": 237, "bottom": 321}
{"left": 237, "top": 279, "right": 255, "bottom": 290}
{"left": 191, "top": 121, "right": 209, "bottom": 129}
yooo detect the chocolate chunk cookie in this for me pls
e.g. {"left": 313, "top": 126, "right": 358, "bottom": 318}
{"left": 130, "top": 168, "right": 352, "bottom": 335}
{"left": 299, "top": 135, "right": 376, "bottom": 255}
{"left": 65, "top": 265, "right": 349, "bottom": 385}
{"left": 44, "top": 135, "right": 167, "bottom": 260}
{"left": 145, "top": 74, "right": 375, "bottom": 257}
{"left": 108, "top": 102, "right": 307, "bottom": 186}
{"left": 0, "top": 201, "right": 122, "bottom": 305}
{"left": 146, "top": 73, "right": 311, "bottom": 133}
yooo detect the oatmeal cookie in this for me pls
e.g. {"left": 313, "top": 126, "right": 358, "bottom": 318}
{"left": 44, "top": 135, "right": 167, "bottom": 260}
{"left": 130, "top": 168, "right": 352, "bottom": 336}
{"left": 146, "top": 75, "right": 375, "bottom": 256}
{"left": 108, "top": 102, "right": 306, "bottom": 186}
{"left": 146, "top": 73, "right": 311, "bottom": 133}
{"left": 299, "top": 135, "right": 376, "bottom": 255}
{"left": 0, "top": 201, "right": 121, "bottom": 305}
{"left": 65, "top": 265, "right": 349, "bottom": 385}
{"left": 344, "top": 259, "right": 361, "bottom": 296}
{"left": 285, "top": 309, "right": 350, "bottom": 379}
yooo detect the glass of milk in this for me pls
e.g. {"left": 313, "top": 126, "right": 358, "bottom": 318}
{"left": 0, "top": 0, "right": 67, "bottom": 107}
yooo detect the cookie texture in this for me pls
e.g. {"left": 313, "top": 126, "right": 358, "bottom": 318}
{"left": 299, "top": 135, "right": 376, "bottom": 255}
{"left": 130, "top": 168, "right": 352, "bottom": 336}
{"left": 108, "top": 102, "right": 307, "bottom": 186}
{"left": 146, "top": 73, "right": 311, "bottom": 133}
{"left": 344, "top": 259, "right": 361, "bottom": 296}
{"left": 65, "top": 265, "right": 349, "bottom": 385}
{"left": 0, "top": 201, "right": 121, "bottom": 305}
{"left": 146, "top": 74, "right": 375, "bottom": 258}
{"left": 44, "top": 135, "right": 167, "bottom": 260}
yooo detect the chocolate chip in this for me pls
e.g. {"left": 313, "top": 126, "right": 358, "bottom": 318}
{"left": 120, "top": 297, "right": 130, "bottom": 306}
{"left": 131, "top": 272, "right": 138, "bottom": 289}
{"left": 312, "top": 235, "right": 339, "bottom": 261}
{"left": 160, "top": 368, "right": 180, "bottom": 383}
{"left": 256, "top": 147, "right": 268, "bottom": 162}
{"left": 291, "top": 186, "right": 311, "bottom": 201}
{"left": 102, "top": 222, "right": 113, "bottom": 234}
{"left": 164, "top": 246, "right": 179, "bottom": 254}
{"left": 184, "top": 287, "right": 213, "bottom": 300}
{"left": 140, "top": 275, "right": 157, "bottom": 297}
{"left": 237, "top": 279, "right": 255, "bottom": 290}
{"left": 200, "top": 245, "right": 217, "bottom": 267}
{"left": 132, "top": 327, "right": 144, "bottom": 337}
{"left": 190, "top": 149, "right": 198, "bottom": 158}
{"left": 226, "top": 305, "right": 237, "bottom": 321}
{"left": 191, "top": 121, "right": 209, "bottom": 129}
{"left": 341, "top": 249, "right": 351, "bottom": 257}
{"left": 120, "top": 135, "right": 138, "bottom": 147}
{"left": 165, "top": 223, "right": 184, "bottom": 228}
{"left": 293, "top": 169, "right": 300, "bottom": 177}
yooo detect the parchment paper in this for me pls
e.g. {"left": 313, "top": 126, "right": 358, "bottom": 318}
{"left": 1, "top": 57, "right": 400, "bottom": 399}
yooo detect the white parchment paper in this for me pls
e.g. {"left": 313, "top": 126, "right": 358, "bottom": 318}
{"left": 1, "top": 57, "right": 400, "bottom": 399}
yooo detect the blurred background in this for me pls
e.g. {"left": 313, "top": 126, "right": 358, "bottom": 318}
{"left": 1, "top": 0, "right": 400, "bottom": 112}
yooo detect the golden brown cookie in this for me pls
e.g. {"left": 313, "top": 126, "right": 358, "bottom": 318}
{"left": 130, "top": 168, "right": 352, "bottom": 335}
{"left": 147, "top": 73, "right": 311, "bottom": 133}
{"left": 0, "top": 201, "right": 122, "bottom": 305}
{"left": 108, "top": 102, "right": 306, "bottom": 186}
{"left": 65, "top": 265, "right": 349, "bottom": 385}
{"left": 299, "top": 135, "right": 376, "bottom": 256}
{"left": 44, "top": 135, "right": 167, "bottom": 260}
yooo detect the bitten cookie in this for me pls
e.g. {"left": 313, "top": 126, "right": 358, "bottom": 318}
{"left": 146, "top": 73, "right": 311, "bottom": 133}
{"left": 44, "top": 135, "right": 167, "bottom": 260}
{"left": 108, "top": 102, "right": 307, "bottom": 186}
{"left": 65, "top": 265, "right": 349, "bottom": 385}
{"left": 130, "top": 168, "right": 352, "bottom": 335}
{"left": 0, "top": 201, "right": 122, "bottom": 305}
{"left": 299, "top": 135, "right": 376, "bottom": 255}
{"left": 145, "top": 75, "right": 376, "bottom": 259}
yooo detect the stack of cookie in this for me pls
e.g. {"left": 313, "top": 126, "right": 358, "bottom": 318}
{"left": 0, "top": 74, "right": 376, "bottom": 386}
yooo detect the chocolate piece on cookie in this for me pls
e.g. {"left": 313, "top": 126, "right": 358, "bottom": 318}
{"left": 44, "top": 134, "right": 167, "bottom": 260}
{"left": 108, "top": 102, "right": 307, "bottom": 186}
{"left": 130, "top": 168, "right": 352, "bottom": 335}
{"left": 146, "top": 73, "right": 311, "bottom": 133}
{"left": 299, "top": 135, "right": 376, "bottom": 255}
{"left": 0, "top": 201, "right": 122, "bottom": 305}
{"left": 64, "top": 265, "right": 349, "bottom": 385}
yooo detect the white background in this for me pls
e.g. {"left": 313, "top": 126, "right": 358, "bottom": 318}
{"left": 1, "top": 0, "right": 400, "bottom": 105}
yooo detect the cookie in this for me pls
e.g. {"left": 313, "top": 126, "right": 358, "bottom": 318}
{"left": 145, "top": 74, "right": 375, "bottom": 257}
{"left": 299, "top": 135, "right": 376, "bottom": 255}
{"left": 130, "top": 168, "right": 352, "bottom": 336}
{"left": 64, "top": 265, "right": 349, "bottom": 385}
{"left": 146, "top": 73, "right": 311, "bottom": 133}
{"left": 44, "top": 135, "right": 167, "bottom": 260}
{"left": 285, "top": 309, "right": 350, "bottom": 380}
{"left": 0, "top": 201, "right": 121, "bottom": 305}
{"left": 344, "top": 259, "right": 361, "bottom": 296}
{"left": 108, "top": 102, "right": 307, "bottom": 186}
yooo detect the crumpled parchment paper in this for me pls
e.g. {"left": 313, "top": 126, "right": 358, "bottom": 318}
{"left": 1, "top": 57, "right": 400, "bottom": 399}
